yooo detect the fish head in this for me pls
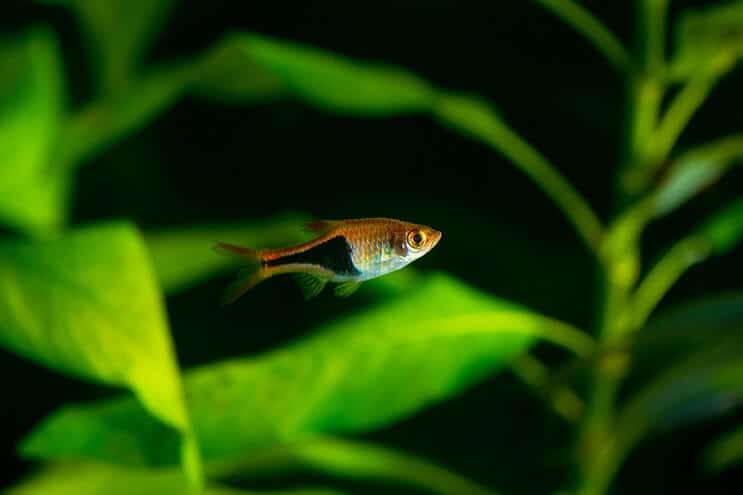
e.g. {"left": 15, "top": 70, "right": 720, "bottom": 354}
{"left": 399, "top": 222, "right": 442, "bottom": 262}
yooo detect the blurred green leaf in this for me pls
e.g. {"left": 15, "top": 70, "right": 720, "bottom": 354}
{"left": 0, "top": 223, "right": 201, "bottom": 485}
{"left": 630, "top": 294, "right": 743, "bottom": 388}
{"left": 532, "top": 0, "right": 632, "bottom": 74}
{"left": 630, "top": 198, "right": 743, "bottom": 327}
{"left": 58, "top": 65, "right": 188, "bottom": 171}
{"left": 22, "top": 273, "right": 586, "bottom": 466}
{"left": 46, "top": 0, "right": 175, "bottom": 93}
{"left": 654, "top": 135, "right": 743, "bottom": 217}
{"left": 697, "top": 197, "right": 743, "bottom": 255}
{"left": 193, "top": 33, "right": 436, "bottom": 114}
{"left": 59, "top": 31, "right": 436, "bottom": 170}
{"left": 145, "top": 213, "right": 310, "bottom": 294}
{"left": 605, "top": 337, "right": 743, "bottom": 489}
{"left": 208, "top": 436, "right": 499, "bottom": 495}
{"left": 6, "top": 462, "right": 344, "bottom": 495}
{"left": 670, "top": 1, "right": 743, "bottom": 79}
{"left": 0, "top": 28, "right": 66, "bottom": 237}
{"left": 703, "top": 423, "right": 743, "bottom": 473}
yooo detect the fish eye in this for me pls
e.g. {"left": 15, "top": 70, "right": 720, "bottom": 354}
{"left": 407, "top": 230, "right": 426, "bottom": 249}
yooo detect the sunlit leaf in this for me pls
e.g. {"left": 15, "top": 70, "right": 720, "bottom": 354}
{"left": 0, "top": 28, "right": 66, "bottom": 237}
{"left": 145, "top": 213, "right": 310, "bottom": 294}
{"left": 670, "top": 1, "right": 743, "bottom": 79}
{"left": 21, "top": 273, "right": 584, "bottom": 466}
{"left": 6, "top": 462, "right": 343, "bottom": 495}
{"left": 654, "top": 135, "right": 743, "bottom": 216}
{"left": 0, "top": 223, "right": 200, "bottom": 484}
{"left": 44, "top": 0, "right": 175, "bottom": 93}
{"left": 703, "top": 423, "right": 743, "bottom": 473}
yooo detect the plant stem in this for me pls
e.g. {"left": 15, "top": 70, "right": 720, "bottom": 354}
{"left": 436, "top": 94, "right": 604, "bottom": 252}
{"left": 511, "top": 353, "right": 585, "bottom": 422}
{"left": 577, "top": 3, "right": 670, "bottom": 494}
{"left": 532, "top": 0, "right": 633, "bottom": 75}
{"left": 651, "top": 67, "right": 729, "bottom": 165}
{"left": 630, "top": 236, "right": 710, "bottom": 328}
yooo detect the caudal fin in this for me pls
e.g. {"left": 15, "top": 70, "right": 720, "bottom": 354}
{"left": 213, "top": 242, "right": 265, "bottom": 304}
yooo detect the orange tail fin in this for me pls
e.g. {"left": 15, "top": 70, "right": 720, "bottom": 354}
{"left": 213, "top": 242, "right": 266, "bottom": 304}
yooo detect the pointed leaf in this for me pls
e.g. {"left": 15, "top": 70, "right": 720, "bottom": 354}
{"left": 0, "top": 223, "right": 200, "bottom": 482}
{"left": 654, "top": 135, "right": 743, "bottom": 216}
{"left": 21, "top": 273, "right": 584, "bottom": 467}
{"left": 44, "top": 0, "right": 175, "bottom": 92}
{"left": 0, "top": 28, "right": 67, "bottom": 237}
{"left": 670, "top": 1, "right": 743, "bottom": 79}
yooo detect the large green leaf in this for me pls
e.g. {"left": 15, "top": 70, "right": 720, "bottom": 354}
{"left": 5, "top": 462, "right": 343, "bottom": 495}
{"left": 0, "top": 28, "right": 66, "bottom": 237}
{"left": 44, "top": 0, "right": 175, "bottom": 93}
{"left": 0, "top": 223, "right": 200, "bottom": 483}
{"left": 670, "top": 1, "right": 743, "bottom": 79}
{"left": 21, "top": 273, "right": 584, "bottom": 466}
{"left": 145, "top": 213, "right": 310, "bottom": 294}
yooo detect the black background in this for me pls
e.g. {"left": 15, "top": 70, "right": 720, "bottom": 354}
{"left": 2, "top": 1, "right": 742, "bottom": 493}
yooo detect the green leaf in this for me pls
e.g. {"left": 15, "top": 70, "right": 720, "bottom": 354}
{"left": 47, "top": 0, "right": 175, "bottom": 93}
{"left": 697, "top": 197, "right": 743, "bottom": 255}
{"left": 144, "top": 213, "right": 310, "bottom": 294}
{"left": 21, "top": 273, "right": 585, "bottom": 466}
{"left": 654, "top": 135, "right": 743, "bottom": 216}
{"left": 605, "top": 336, "right": 743, "bottom": 488}
{"left": 6, "top": 462, "right": 344, "bottom": 495}
{"left": 670, "top": 1, "right": 743, "bottom": 79}
{"left": 703, "top": 423, "right": 743, "bottom": 473}
{"left": 0, "top": 223, "right": 200, "bottom": 484}
{"left": 0, "top": 28, "right": 67, "bottom": 237}
{"left": 209, "top": 33, "right": 437, "bottom": 114}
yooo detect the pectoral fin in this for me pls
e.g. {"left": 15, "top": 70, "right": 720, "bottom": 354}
{"left": 293, "top": 273, "right": 328, "bottom": 300}
{"left": 334, "top": 280, "right": 362, "bottom": 297}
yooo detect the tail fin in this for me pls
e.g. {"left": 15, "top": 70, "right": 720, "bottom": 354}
{"left": 213, "top": 242, "right": 265, "bottom": 304}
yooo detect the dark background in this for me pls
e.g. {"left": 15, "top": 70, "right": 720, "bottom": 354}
{"left": 2, "top": 1, "right": 742, "bottom": 493}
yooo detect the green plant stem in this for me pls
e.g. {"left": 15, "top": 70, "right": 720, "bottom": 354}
{"left": 532, "top": 0, "right": 633, "bottom": 75}
{"left": 436, "top": 95, "right": 604, "bottom": 252}
{"left": 577, "top": 4, "right": 671, "bottom": 494}
{"left": 510, "top": 353, "right": 585, "bottom": 422}
{"left": 651, "top": 70, "right": 727, "bottom": 165}
{"left": 630, "top": 237, "right": 710, "bottom": 328}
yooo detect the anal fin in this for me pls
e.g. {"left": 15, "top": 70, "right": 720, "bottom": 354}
{"left": 293, "top": 273, "right": 328, "bottom": 300}
{"left": 334, "top": 280, "right": 362, "bottom": 297}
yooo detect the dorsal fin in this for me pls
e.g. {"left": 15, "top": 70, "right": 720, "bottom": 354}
{"left": 303, "top": 219, "right": 341, "bottom": 235}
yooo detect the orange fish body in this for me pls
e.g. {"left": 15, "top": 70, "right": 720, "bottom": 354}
{"left": 216, "top": 218, "right": 442, "bottom": 303}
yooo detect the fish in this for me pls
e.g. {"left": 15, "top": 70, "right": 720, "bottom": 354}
{"left": 215, "top": 217, "right": 442, "bottom": 303}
